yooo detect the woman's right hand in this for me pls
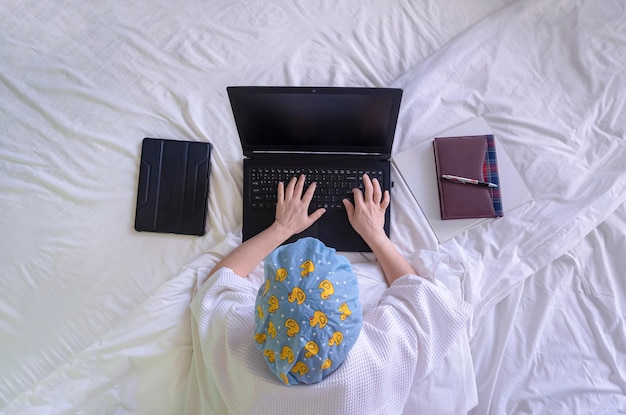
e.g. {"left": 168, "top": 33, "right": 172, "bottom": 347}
{"left": 342, "top": 174, "right": 390, "bottom": 245}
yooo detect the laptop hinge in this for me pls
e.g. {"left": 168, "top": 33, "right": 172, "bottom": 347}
{"left": 248, "top": 151, "right": 390, "bottom": 160}
{"left": 257, "top": 150, "right": 381, "bottom": 156}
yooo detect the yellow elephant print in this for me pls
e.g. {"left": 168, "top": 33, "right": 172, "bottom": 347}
{"left": 291, "top": 361, "right": 309, "bottom": 376}
{"left": 280, "top": 345, "right": 295, "bottom": 364}
{"left": 279, "top": 372, "right": 289, "bottom": 385}
{"left": 304, "top": 340, "right": 319, "bottom": 358}
{"left": 285, "top": 318, "right": 300, "bottom": 337}
{"left": 300, "top": 260, "right": 315, "bottom": 277}
{"left": 339, "top": 302, "right": 352, "bottom": 321}
{"left": 257, "top": 305, "right": 264, "bottom": 319}
{"left": 275, "top": 267, "right": 288, "bottom": 282}
{"left": 268, "top": 295, "right": 279, "bottom": 313}
{"left": 329, "top": 331, "right": 343, "bottom": 346}
{"left": 288, "top": 286, "right": 306, "bottom": 305}
{"left": 262, "top": 279, "right": 271, "bottom": 296}
{"left": 309, "top": 310, "right": 328, "bottom": 329}
{"left": 321, "top": 358, "right": 332, "bottom": 370}
{"left": 318, "top": 279, "right": 334, "bottom": 300}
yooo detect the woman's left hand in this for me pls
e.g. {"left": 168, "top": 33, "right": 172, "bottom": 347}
{"left": 274, "top": 174, "right": 326, "bottom": 237}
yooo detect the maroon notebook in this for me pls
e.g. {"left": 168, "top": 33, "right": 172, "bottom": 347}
{"left": 433, "top": 135, "right": 502, "bottom": 220}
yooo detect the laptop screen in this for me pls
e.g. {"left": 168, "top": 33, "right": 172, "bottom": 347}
{"left": 227, "top": 87, "right": 402, "bottom": 157}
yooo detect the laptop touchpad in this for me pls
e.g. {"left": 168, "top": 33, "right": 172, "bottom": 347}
{"left": 287, "top": 222, "right": 319, "bottom": 244}
{"left": 318, "top": 211, "right": 369, "bottom": 252}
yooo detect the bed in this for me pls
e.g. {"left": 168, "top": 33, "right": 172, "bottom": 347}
{"left": 2, "top": 0, "right": 625, "bottom": 413}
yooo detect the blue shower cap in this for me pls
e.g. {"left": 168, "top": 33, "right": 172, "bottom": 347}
{"left": 254, "top": 237, "right": 363, "bottom": 386}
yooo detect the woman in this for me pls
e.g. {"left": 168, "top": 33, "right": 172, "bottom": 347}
{"left": 187, "top": 174, "right": 472, "bottom": 414}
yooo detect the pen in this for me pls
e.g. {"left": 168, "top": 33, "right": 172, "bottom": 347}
{"left": 442, "top": 174, "right": 498, "bottom": 188}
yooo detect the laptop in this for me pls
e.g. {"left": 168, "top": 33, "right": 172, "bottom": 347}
{"left": 227, "top": 86, "right": 403, "bottom": 252}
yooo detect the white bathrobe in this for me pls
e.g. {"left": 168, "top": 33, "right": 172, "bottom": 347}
{"left": 185, "top": 267, "right": 472, "bottom": 415}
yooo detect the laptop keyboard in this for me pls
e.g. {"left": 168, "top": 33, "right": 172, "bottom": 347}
{"left": 249, "top": 167, "right": 384, "bottom": 211}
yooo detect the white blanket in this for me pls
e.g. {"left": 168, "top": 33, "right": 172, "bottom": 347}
{"left": 2, "top": 0, "right": 625, "bottom": 413}
{"left": 391, "top": 0, "right": 626, "bottom": 326}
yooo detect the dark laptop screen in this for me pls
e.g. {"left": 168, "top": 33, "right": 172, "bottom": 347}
{"left": 227, "top": 87, "right": 402, "bottom": 157}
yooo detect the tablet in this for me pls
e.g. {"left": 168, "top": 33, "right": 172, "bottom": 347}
{"left": 134, "top": 138, "right": 212, "bottom": 236}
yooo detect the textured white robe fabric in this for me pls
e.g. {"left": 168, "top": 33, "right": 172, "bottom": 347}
{"left": 188, "top": 267, "right": 472, "bottom": 415}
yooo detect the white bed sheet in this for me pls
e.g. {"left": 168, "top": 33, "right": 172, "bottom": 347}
{"left": 470, "top": 200, "right": 626, "bottom": 414}
{"left": 390, "top": 0, "right": 626, "bottom": 328}
{"left": 2, "top": 0, "right": 625, "bottom": 413}
{"left": 1, "top": 0, "right": 515, "bottom": 407}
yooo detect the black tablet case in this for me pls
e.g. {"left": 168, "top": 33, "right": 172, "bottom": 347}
{"left": 134, "top": 138, "right": 212, "bottom": 236}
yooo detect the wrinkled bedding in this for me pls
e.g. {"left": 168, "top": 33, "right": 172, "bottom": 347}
{"left": 1, "top": 0, "right": 625, "bottom": 413}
